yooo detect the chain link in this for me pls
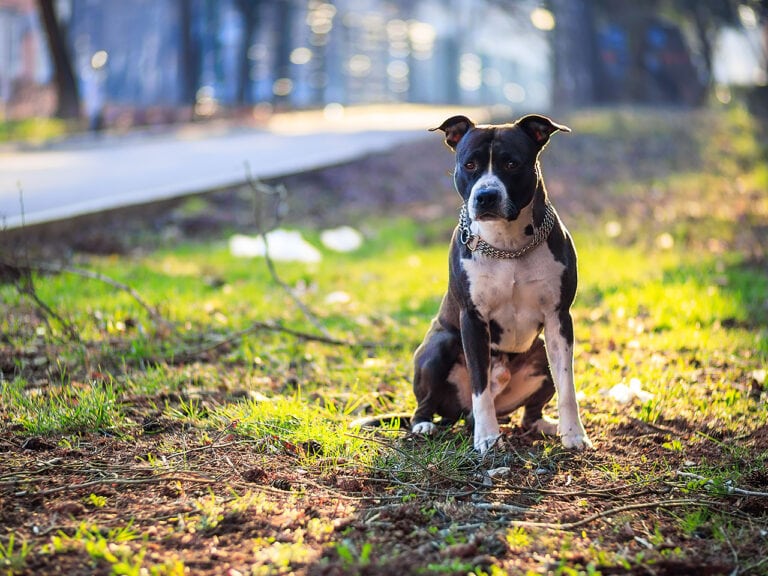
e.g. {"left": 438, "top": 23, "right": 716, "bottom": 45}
{"left": 458, "top": 203, "right": 556, "bottom": 259}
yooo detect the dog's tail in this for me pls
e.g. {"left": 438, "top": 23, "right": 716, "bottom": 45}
{"left": 349, "top": 413, "right": 412, "bottom": 430}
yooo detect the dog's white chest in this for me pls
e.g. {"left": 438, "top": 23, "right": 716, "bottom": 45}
{"left": 461, "top": 249, "right": 564, "bottom": 352}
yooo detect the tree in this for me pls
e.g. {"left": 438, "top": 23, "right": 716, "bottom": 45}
{"left": 272, "top": 0, "right": 293, "bottom": 107}
{"left": 37, "top": 0, "right": 80, "bottom": 119}
{"left": 550, "top": 0, "right": 600, "bottom": 107}
{"left": 673, "top": 0, "right": 768, "bottom": 88}
{"left": 234, "top": 0, "right": 263, "bottom": 105}
{"left": 178, "top": 0, "right": 199, "bottom": 107}
{"left": 662, "top": 0, "right": 738, "bottom": 89}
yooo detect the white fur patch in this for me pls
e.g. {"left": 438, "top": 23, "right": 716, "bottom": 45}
{"left": 467, "top": 170, "right": 507, "bottom": 221}
{"left": 473, "top": 388, "right": 501, "bottom": 453}
{"left": 526, "top": 415, "right": 559, "bottom": 436}
{"left": 542, "top": 320, "right": 592, "bottom": 450}
{"left": 411, "top": 421, "right": 437, "bottom": 435}
{"left": 461, "top": 247, "right": 564, "bottom": 353}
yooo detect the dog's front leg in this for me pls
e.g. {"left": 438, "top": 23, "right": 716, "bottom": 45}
{"left": 544, "top": 312, "right": 592, "bottom": 449}
{"left": 461, "top": 309, "right": 499, "bottom": 453}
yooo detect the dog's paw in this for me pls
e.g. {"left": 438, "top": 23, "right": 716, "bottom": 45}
{"left": 526, "top": 416, "right": 559, "bottom": 436}
{"left": 473, "top": 414, "right": 501, "bottom": 454}
{"left": 474, "top": 432, "right": 501, "bottom": 454}
{"left": 560, "top": 428, "right": 593, "bottom": 450}
{"left": 411, "top": 421, "right": 437, "bottom": 435}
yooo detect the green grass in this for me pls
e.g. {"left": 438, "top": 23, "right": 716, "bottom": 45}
{"left": 1, "top": 105, "right": 767, "bottom": 574}
{"left": 4, "top": 212, "right": 765, "bottom": 570}
{"left": 1, "top": 377, "right": 122, "bottom": 435}
{"left": 0, "top": 117, "right": 70, "bottom": 143}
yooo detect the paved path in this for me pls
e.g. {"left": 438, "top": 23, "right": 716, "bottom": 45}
{"left": 1, "top": 105, "right": 487, "bottom": 228}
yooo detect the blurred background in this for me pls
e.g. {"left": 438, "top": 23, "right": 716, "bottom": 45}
{"left": 1, "top": 0, "right": 766, "bottom": 133}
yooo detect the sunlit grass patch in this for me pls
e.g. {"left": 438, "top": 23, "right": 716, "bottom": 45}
{"left": 42, "top": 521, "right": 185, "bottom": 575}
{"left": 0, "top": 533, "right": 31, "bottom": 574}
{"left": 0, "top": 117, "right": 69, "bottom": 143}
{"left": 1, "top": 377, "right": 124, "bottom": 435}
{"left": 213, "top": 393, "right": 387, "bottom": 467}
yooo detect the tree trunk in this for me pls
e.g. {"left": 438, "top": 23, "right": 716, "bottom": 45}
{"left": 550, "top": 0, "right": 599, "bottom": 108}
{"left": 691, "top": 3, "right": 714, "bottom": 88}
{"left": 38, "top": 0, "right": 80, "bottom": 119}
{"left": 179, "top": 0, "right": 199, "bottom": 107}
{"left": 272, "top": 0, "right": 293, "bottom": 107}
{"left": 235, "top": 0, "right": 260, "bottom": 105}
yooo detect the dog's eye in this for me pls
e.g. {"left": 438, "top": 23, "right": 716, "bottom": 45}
{"left": 505, "top": 161, "right": 520, "bottom": 171}
{"left": 463, "top": 161, "right": 477, "bottom": 172}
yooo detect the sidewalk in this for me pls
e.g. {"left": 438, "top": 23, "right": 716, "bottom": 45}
{"left": 1, "top": 104, "right": 490, "bottom": 228}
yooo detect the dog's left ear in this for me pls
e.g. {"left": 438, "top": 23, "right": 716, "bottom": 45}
{"left": 517, "top": 114, "right": 571, "bottom": 147}
{"left": 429, "top": 115, "right": 475, "bottom": 151}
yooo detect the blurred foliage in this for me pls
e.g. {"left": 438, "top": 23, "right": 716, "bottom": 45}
{"left": 0, "top": 117, "right": 69, "bottom": 143}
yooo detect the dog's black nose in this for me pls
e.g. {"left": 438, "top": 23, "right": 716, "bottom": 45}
{"left": 475, "top": 188, "right": 500, "bottom": 210}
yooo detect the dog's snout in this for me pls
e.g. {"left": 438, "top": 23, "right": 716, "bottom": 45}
{"left": 475, "top": 188, "right": 500, "bottom": 210}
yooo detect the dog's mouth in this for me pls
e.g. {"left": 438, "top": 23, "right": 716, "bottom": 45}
{"left": 473, "top": 205, "right": 521, "bottom": 222}
{"left": 474, "top": 210, "right": 503, "bottom": 221}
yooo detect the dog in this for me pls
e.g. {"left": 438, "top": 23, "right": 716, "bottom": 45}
{"left": 410, "top": 114, "right": 592, "bottom": 454}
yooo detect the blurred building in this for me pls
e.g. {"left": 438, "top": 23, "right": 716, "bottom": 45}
{"left": 0, "top": 0, "right": 53, "bottom": 118}
{"left": 1, "top": 0, "right": 763, "bottom": 123}
{"left": 1, "top": 0, "right": 554, "bottom": 122}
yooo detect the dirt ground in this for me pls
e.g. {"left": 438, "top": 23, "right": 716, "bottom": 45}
{"left": 2, "top": 108, "right": 768, "bottom": 575}
{"left": 3, "top": 415, "right": 768, "bottom": 575}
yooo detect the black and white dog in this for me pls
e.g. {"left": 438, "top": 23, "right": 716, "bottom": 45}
{"left": 410, "top": 114, "right": 591, "bottom": 454}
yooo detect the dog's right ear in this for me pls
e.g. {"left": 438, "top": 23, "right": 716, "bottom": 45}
{"left": 429, "top": 115, "right": 474, "bottom": 151}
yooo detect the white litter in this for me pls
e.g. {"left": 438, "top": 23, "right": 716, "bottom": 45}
{"left": 324, "top": 291, "right": 352, "bottom": 305}
{"left": 486, "top": 467, "right": 510, "bottom": 478}
{"left": 320, "top": 226, "right": 363, "bottom": 252}
{"left": 603, "top": 378, "right": 654, "bottom": 404}
{"left": 228, "top": 230, "right": 322, "bottom": 263}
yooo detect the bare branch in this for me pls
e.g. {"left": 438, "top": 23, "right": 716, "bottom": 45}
{"left": 169, "top": 318, "right": 384, "bottom": 364}
{"left": 33, "top": 262, "right": 168, "bottom": 327}
{"left": 15, "top": 472, "right": 216, "bottom": 497}
{"left": 244, "top": 165, "right": 333, "bottom": 339}
{"left": 676, "top": 471, "right": 768, "bottom": 498}
{"left": 507, "top": 498, "right": 703, "bottom": 531}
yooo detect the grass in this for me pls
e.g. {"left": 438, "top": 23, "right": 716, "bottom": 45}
{"left": 1, "top": 377, "right": 122, "bottom": 435}
{"left": 1, "top": 104, "right": 767, "bottom": 574}
{"left": 0, "top": 118, "right": 70, "bottom": 144}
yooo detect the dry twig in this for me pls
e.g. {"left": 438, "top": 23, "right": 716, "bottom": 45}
{"left": 245, "top": 164, "right": 332, "bottom": 339}
{"left": 15, "top": 472, "right": 216, "bottom": 497}
{"left": 676, "top": 471, "right": 768, "bottom": 498}
{"left": 2, "top": 259, "right": 168, "bottom": 329}
{"left": 507, "top": 497, "right": 702, "bottom": 531}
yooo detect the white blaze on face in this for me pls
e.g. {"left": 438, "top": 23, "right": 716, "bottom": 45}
{"left": 466, "top": 148, "right": 508, "bottom": 220}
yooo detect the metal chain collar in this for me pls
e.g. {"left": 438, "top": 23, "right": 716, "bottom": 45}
{"left": 458, "top": 203, "right": 556, "bottom": 259}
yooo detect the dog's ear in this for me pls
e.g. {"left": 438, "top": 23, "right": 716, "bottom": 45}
{"left": 429, "top": 115, "right": 474, "bottom": 150}
{"left": 517, "top": 114, "right": 571, "bottom": 147}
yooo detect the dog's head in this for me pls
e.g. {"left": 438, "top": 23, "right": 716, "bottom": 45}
{"left": 430, "top": 114, "right": 570, "bottom": 221}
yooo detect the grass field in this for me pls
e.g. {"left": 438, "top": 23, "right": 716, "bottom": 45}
{"left": 1, "top": 105, "right": 767, "bottom": 575}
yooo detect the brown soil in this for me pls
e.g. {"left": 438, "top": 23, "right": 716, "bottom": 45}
{"left": 1, "top": 109, "right": 767, "bottom": 575}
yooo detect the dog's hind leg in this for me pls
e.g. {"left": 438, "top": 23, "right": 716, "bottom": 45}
{"left": 520, "top": 339, "right": 557, "bottom": 435}
{"left": 492, "top": 338, "right": 558, "bottom": 436}
{"left": 411, "top": 323, "right": 463, "bottom": 435}
{"left": 521, "top": 376, "right": 558, "bottom": 436}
